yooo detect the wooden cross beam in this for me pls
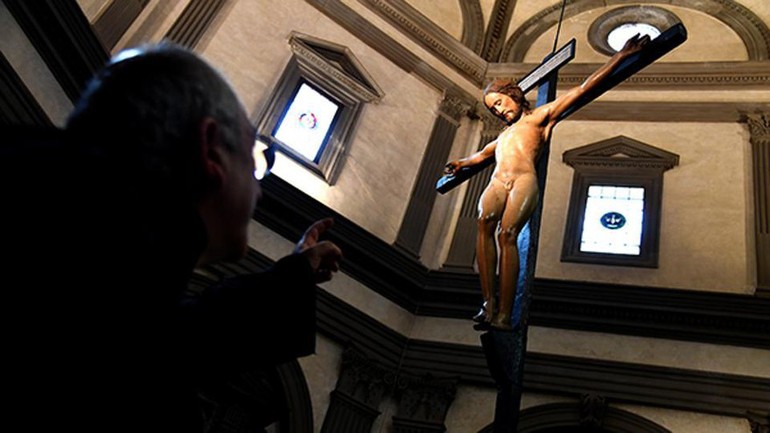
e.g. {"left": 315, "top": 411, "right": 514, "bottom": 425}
{"left": 436, "top": 23, "right": 688, "bottom": 194}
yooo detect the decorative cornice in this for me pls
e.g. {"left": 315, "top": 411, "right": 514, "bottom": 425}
{"left": 194, "top": 255, "right": 770, "bottom": 418}
{"left": 304, "top": 0, "right": 476, "bottom": 102}
{"left": 490, "top": 61, "right": 770, "bottom": 90}
{"left": 252, "top": 176, "right": 770, "bottom": 349}
{"left": 357, "top": 0, "right": 486, "bottom": 84}
{"left": 564, "top": 135, "right": 680, "bottom": 171}
{"left": 570, "top": 101, "right": 770, "bottom": 123}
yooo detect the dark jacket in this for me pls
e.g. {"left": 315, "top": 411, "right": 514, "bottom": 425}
{"left": 2, "top": 126, "right": 316, "bottom": 432}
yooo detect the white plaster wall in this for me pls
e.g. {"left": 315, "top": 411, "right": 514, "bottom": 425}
{"left": 0, "top": 3, "right": 72, "bottom": 126}
{"left": 200, "top": 0, "right": 440, "bottom": 244}
{"left": 537, "top": 120, "right": 753, "bottom": 294}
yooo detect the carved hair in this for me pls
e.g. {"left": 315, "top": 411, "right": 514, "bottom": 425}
{"left": 482, "top": 78, "right": 531, "bottom": 113}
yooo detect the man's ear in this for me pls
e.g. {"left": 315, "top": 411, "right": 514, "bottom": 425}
{"left": 199, "top": 117, "right": 226, "bottom": 188}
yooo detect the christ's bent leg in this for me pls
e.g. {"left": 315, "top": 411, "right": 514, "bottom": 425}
{"left": 475, "top": 181, "right": 506, "bottom": 324}
{"left": 492, "top": 173, "right": 538, "bottom": 331}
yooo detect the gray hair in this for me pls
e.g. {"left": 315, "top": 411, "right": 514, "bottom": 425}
{"left": 66, "top": 43, "right": 244, "bottom": 199}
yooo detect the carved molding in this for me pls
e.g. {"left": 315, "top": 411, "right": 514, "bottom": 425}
{"left": 304, "top": 0, "right": 476, "bottom": 102}
{"left": 481, "top": 0, "right": 516, "bottom": 62}
{"left": 289, "top": 33, "right": 384, "bottom": 102}
{"left": 357, "top": 0, "right": 486, "bottom": 84}
{"left": 336, "top": 347, "right": 395, "bottom": 407}
{"left": 747, "top": 113, "right": 770, "bottom": 142}
{"left": 459, "top": 0, "right": 484, "bottom": 54}
{"left": 198, "top": 247, "right": 770, "bottom": 418}
{"left": 253, "top": 175, "right": 770, "bottom": 349}
{"left": 563, "top": 135, "right": 680, "bottom": 171}
{"left": 481, "top": 402, "right": 674, "bottom": 433}
{"left": 438, "top": 93, "right": 473, "bottom": 123}
{"left": 489, "top": 61, "right": 770, "bottom": 90}
{"left": 502, "top": 0, "right": 770, "bottom": 62}
{"left": 393, "top": 373, "right": 457, "bottom": 430}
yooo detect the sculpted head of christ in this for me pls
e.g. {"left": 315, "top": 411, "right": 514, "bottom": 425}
{"left": 483, "top": 78, "right": 530, "bottom": 125}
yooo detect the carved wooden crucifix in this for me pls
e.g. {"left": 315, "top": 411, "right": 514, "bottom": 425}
{"left": 436, "top": 23, "right": 687, "bottom": 433}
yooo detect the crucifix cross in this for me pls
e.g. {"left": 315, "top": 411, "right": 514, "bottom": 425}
{"left": 436, "top": 23, "right": 687, "bottom": 194}
{"left": 437, "top": 23, "right": 687, "bottom": 433}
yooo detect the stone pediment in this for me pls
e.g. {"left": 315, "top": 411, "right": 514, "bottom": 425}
{"left": 288, "top": 32, "right": 384, "bottom": 102}
{"left": 563, "top": 135, "right": 679, "bottom": 171}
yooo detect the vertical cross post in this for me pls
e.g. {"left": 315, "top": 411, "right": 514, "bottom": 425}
{"left": 479, "top": 49, "right": 561, "bottom": 433}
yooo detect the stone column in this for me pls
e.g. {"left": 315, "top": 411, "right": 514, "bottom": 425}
{"left": 3, "top": 0, "right": 108, "bottom": 102}
{"left": 391, "top": 374, "right": 458, "bottom": 433}
{"left": 320, "top": 348, "right": 393, "bottom": 433}
{"left": 164, "top": 0, "right": 227, "bottom": 49}
{"left": 442, "top": 113, "right": 504, "bottom": 271}
{"left": 746, "top": 113, "right": 770, "bottom": 294}
{"left": 394, "top": 93, "right": 472, "bottom": 258}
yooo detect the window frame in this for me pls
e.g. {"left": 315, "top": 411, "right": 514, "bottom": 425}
{"left": 255, "top": 33, "right": 383, "bottom": 184}
{"left": 560, "top": 136, "right": 679, "bottom": 268}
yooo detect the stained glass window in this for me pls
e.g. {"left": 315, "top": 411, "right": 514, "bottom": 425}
{"left": 579, "top": 185, "right": 645, "bottom": 255}
{"left": 273, "top": 82, "right": 340, "bottom": 163}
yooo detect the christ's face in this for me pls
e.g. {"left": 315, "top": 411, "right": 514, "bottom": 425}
{"left": 484, "top": 92, "right": 521, "bottom": 125}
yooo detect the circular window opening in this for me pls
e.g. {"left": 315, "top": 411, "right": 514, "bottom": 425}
{"left": 588, "top": 6, "right": 680, "bottom": 56}
{"left": 607, "top": 23, "right": 661, "bottom": 51}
